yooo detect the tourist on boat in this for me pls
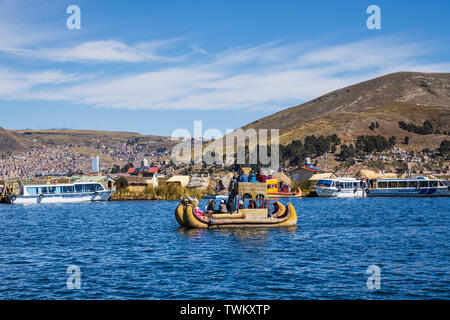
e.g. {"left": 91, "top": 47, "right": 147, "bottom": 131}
{"left": 256, "top": 171, "right": 266, "bottom": 182}
{"left": 193, "top": 200, "right": 205, "bottom": 217}
{"left": 238, "top": 200, "right": 245, "bottom": 209}
{"left": 248, "top": 172, "right": 257, "bottom": 182}
{"left": 206, "top": 200, "right": 216, "bottom": 214}
{"left": 239, "top": 173, "right": 248, "bottom": 182}
{"left": 227, "top": 198, "right": 237, "bottom": 213}
{"left": 216, "top": 199, "right": 228, "bottom": 213}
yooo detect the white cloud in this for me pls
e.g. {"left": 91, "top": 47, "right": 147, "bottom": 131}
{"left": 13, "top": 39, "right": 187, "bottom": 63}
{"left": 0, "top": 69, "right": 81, "bottom": 98}
{"left": 1, "top": 36, "right": 449, "bottom": 111}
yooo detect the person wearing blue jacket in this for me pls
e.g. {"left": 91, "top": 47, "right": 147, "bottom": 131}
{"left": 239, "top": 173, "right": 248, "bottom": 182}
{"left": 248, "top": 173, "right": 257, "bottom": 182}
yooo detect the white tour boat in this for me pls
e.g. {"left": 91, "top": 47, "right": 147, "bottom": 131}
{"left": 314, "top": 178, "right": 366, "bottom": 198}
{"left": 366, "top": 177, "right": 449, "bottom": 197}
{"left": 9, "top": 182, "right": 114, "bottom": 204}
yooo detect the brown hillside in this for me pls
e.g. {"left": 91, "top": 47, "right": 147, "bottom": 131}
{"left": 242, "top": 72, "right": 450, "bottom": 149}
{"left": 0, "top": 127, "right": 33, "bottom": 155}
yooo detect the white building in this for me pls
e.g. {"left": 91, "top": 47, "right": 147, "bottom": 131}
{"left": 91, "top": 156, "right": 100, "bottom": 173}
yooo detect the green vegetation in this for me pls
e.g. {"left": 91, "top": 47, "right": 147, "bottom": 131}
{"left": 439, "top": 140, "right": 449, "bottom": 158}
{"left": 369, "top": 122, "right": 379, "bottom": 131}
{"left": 110, "top": 162, "right": 135, "bottom": 173}
{"left": 355, "top": 135, "right": 396, "bottom": 153}
{"left": 398, "top": 120, "right": 435, "bottom": 135}
{"left": 280, "top": 134, "right": 340, "bottom": 165}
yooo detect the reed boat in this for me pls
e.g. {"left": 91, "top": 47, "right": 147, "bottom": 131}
{"left": 175, "top": 182, "right": 297, "bottom": 229}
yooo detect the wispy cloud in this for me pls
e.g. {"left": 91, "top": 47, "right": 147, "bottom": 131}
{"left": 0, "top": 1, "right": 448, "bottom": 115}
{"left": 8, "top": 36, "right": 446, "bottom": 112}
{"left": 12, "top": 39, "right": 186, "bottom": 63}
{"left": 0, "top": 68, "right": 82, "bottom": 98}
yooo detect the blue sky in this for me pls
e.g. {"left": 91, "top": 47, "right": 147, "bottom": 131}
{"left": 0, "top": 0, "right": 449, "bottom": 136}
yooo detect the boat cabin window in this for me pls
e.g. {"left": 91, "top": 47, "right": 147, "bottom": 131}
{"left": 408, "top": 181, "right": 418, "bottom": 188}
{"left": 429, "top": 181, "right": 438, "bottom": 188}
{"left": 316, "top": 180, "right": 332, "bottom": 188}
{"left": 85, "top": 184, "right": 97, "bottom": 192}
{"left": 388, "top": 181, "right": 397, "bottom": 188}
{"left": 75, "top": 184, "right": 83, "bottom": 193}
{"left": 26, "top": 187, "right": 39, "bottom": 195}
{"left": 41, "top": 187, "right": 50, "bottom": 194}
{"left": 438, "top": 181, "right": 446, "bottom": 187}
{"left": 398, "top": 181, "right": 407, "bottom": 188}
{"left": 378, "top": 182, "right": 387, "bottom": 188}
{"left": 62, "top": 186, "right": 75, "bottom": 193}
{"left": 419, "top": 181, "right": 429, "bottom": 188}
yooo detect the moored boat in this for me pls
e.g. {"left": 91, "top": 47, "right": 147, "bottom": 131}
{"left": 366, "top": 177, "right": 449, "bottom": 197}
{"left": 314, "top": 177, "right": 365, "bottom": 198}
{"left": 9, "top": 181, "right": 114, "bottom": 204}
{"left": 175, "top": 182, "right": 297, "bottom": 229}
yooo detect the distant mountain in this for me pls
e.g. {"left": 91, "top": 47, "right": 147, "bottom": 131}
{"left": 241, "top": 72, "right": 450, "bottom": 150}
{"left": 0, "top": 128, "right": 176, "bottom": 156}
{"left": 12, "top": 129, "right": 173, "bottom": 148}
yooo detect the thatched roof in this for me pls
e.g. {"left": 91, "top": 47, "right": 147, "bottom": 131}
{"left": 115, "top": 176, "right": 154, "bottom": 187}
{"left": 187, "top": 176, "right": 210, "bottom": 188}
{"left": 308, "top": 172, "right": 337, "bottom": 180}
{"left": 275, "top": 172, "right": 291, "bottom": 185}
{"left": 354, "top": 169, "right": 398, "bottom": 179}
{"left": 166, "top": 175, "right": 190, "bottom": 187}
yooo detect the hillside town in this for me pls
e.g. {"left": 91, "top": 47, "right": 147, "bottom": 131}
{"left": 0, "top": 142, "right": 169, "bottom": 179}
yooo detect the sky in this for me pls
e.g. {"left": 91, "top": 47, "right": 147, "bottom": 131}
{"left": 0, "top": 0, "right": 449, "bottom": 137}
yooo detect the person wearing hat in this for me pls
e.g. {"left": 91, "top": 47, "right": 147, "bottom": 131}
{"left": 216, "top": 199, "right": 228, "bottom": 213}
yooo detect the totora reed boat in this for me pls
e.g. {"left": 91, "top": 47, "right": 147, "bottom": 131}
{"left": 174, "top": 182, "right": 297, "bottom": 229}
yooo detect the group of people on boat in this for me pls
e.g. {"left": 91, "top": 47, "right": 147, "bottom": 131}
{"left": 235, "top": 170, "right": 267, "bottom": 183}
{"left": 205, "top": 199, "right": 239, "bottom": 214}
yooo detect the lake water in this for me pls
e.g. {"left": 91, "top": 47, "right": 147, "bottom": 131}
{"left": 0, "top": 198, "right": 448, "bottom": 299}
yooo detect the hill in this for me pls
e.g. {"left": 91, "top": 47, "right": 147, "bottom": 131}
{"left": 0, "top": 127, "right": 33, "bottom": 156}
{"left": 12, "top": 129, "right": 174, "bottom": 149}
{"left": 241, "top": 72, "right": 450, "bottom": 150}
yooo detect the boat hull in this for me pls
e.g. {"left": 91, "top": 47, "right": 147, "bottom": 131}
{"left": 11, "top": 190, "right": 114, "bottom": 204}
{"left": 315, "top": 186, "right": 365, "bottom": 198}
{"left": 366, "top": 187, "right": 449, "bottom": 197}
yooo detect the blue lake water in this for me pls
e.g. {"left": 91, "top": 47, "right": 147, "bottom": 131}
{"left": 0, "top": 198, "right": 448, "bottom": 299}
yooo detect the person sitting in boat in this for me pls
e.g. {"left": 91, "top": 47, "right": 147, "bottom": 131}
{"left": 192, "top": 200, "right": 205, "bottom": 217}
{"left": 205, "top": 200, "right": 216, "bottom": 214}
{"left": 227, "top": 198, "right": 237, "bottom": 213}
{"left": 238, "top": 200, "right": 245, "bottom": 209}
{"left": 239, "top": 173, "right": 248, "bottom": 182}
{"left": 215, "top": 199, "right": 228, "bottom": 214}
{"left": 256, "top": 171, "right": 266, "bottom": 183}
{"left": 248, "top": 172, "right": 257, "bottom": 182}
